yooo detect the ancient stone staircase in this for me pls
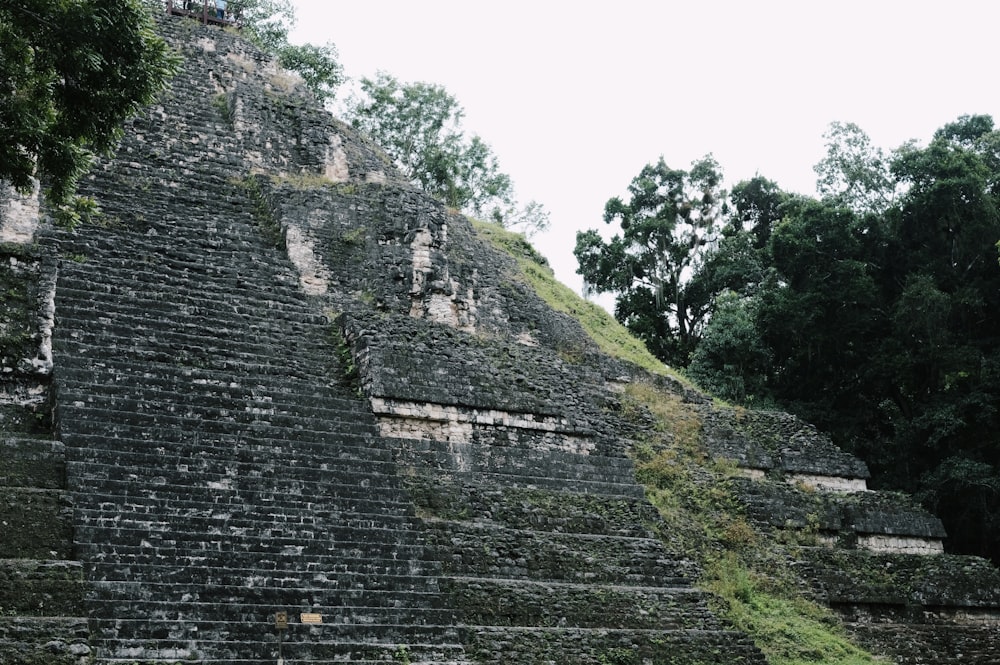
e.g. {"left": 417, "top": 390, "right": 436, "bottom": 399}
{"left": 36, "top": 14, "right": 469, "bottom": 662}
{"left": 0, "top": 435, "right": 91, "bottom": 665}
{"left": 0, "top": 243, "right": 91, "bottom": 665}
{"left": 3, "top": 7, "right": 998, "bottom": 664}
{"left": 50, "top": 208, "right": 465, "bottom": 660}
{"left": 411, "top": 474, "right": 766, "bottom": 664}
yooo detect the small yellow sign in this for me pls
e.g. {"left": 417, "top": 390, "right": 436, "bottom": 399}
{"left": 275, "top": 612, "right": 288, "bottom": 629}
{"left": 300, "top": 613, "right": 323, "bottom": 624}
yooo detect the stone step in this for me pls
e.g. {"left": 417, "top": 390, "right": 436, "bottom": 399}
{"left": 55, "top": 307, "right": 329, "bottom": 347}
{"left": 82, "top": 157, "right": 246, "bottom": 189}
{"left": 840, "top": 620, "right": 1000, "bottom": 665}
{"left": 401, "top": 443, "right": 639, "bottom": 491}
{"left": 53, "top": 221, "right": 277, "bottom": 261}
{"left": 85, "top": 597, "right": 458, "bottom": 629}
{"left": 66, "top": 466, "right": 412, "bottom": 509}
{"left": 53, "top": 329, "right": 331, "bottom": 370}
{"left": 93, "top": 620, "right": 458, "bottom": 644}
{"left": 71, "top": 503, "right": 423, "bottom": 545}
{"left": 86, "top": 562, "right": 445, "bottom": 594}
{"left": 65, "top": 441, "right": 402, "bottom": 482}
{"left": 63, "top": 424, "right": 377, "bottom": 460}
{"left": 54, "top": 322, "right": 330, "bottom": 368}
{"left": 71, "top": 497, "right": 425, "bottom": 542}
{"left": 55, "top": 391, "right": 377, "bottom": 435}
{"left": 731, "top": 476, "right": 946, "bottom": 538}
{"left": 54, "top": 213, "right": 281, "bottom": 253}
{"left": 72, "top": 508, "right": 422, "bottom": 544}
{"left": 443, "top": 577, "right": 722, "bottom": 630}
{"left": 52, "top": 342, "right": 325, "bottom": 382}
{"left": 444, "top": 470, "right": 645, "bottom": 500}
{"left": 91, "top": 634, "right": 467, "bottom": 665}
{"left": 425, "top": 523, "right": 697, "bottom": 586}
{"left": 54, "top": 226, "right": 294, "bottom": 267}
{"left": 75, "top": 528, "right": 434, "bottom": 565}
{"left": 53, "top": 263, "right": 317, "bottom": 305}
{"left": 405, "top": 482, "right": 660, "bottom": 537}
{"left": 83, "top": 168, "right": 247, "bottom": 205}
{"left": 88, "top": 576, "right": 448, "bottom": 605}
{"left": 63, "top": 426, "right": 384, "bottom": 466}
{"left": 83, "top": 557, "right": 441, "bottom": 588}
{"left": 54, "top": 362, "right": 362, "bottom": 407}
{"left": 0, "top": 559, "right": 86, "bottom": 616}
{"left": 54, "top": 348, "right": 343, "bottom": 389}
{"left": 61, "top": 428, "right": 391, "bottom": 466}
{"left": 464, "top": 626, "right": 767, "bottom": 665}
{"left": 0, "top": 438, "right": 66, "bottom": 489}
{"left": 797, "top": 548, "right": 1000, "bottom": 607}
{"left": 55, "top": 270, "right": 315, "bottom": 318}
{"left": 55, "top": 403, "right": 381, "bottom": 443}
{"left": 0, "top": 617, "right": 92, "bottom": 665}
{"left": 0, "top": 488, "right": 74, "bottom": 559}
{"left": 54, "top": 383, "right": 371, "bottom": 431}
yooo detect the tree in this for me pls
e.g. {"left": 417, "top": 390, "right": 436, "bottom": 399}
{"left": 227, "top": 0, "right": 295, "bottom": 51}
{"left": 687, "top": 289, "right": 771, "bottom": 402}
{"left": 344, "top": 72, "right": 548, "bottom": 235}
{"left": 684, "top": 176, "right": 789, "bottom": 309}
{"left": 760, "top": 117, "right": 1000, "bottom": 562}
{"left": 275, "top": 42, "right": 343, "bottom": 104}
{"left": 574, "top": 156, "right": 724, "bottom": 366}
{"left": 227, "top": 0, "right": 343, "bottom": 103}
{"left": 626, "top": 118, "right": 1000, "bottom": 563}
{"left": 814, "top": 121, "right": 897, "bottom": 215}
{"left": 727, "top": 175, "right": 787, "bottom": 248}
{"left": 755, "top": 198, "right": 881, "bottom": 423}
{"left": 0, "top": 0, "right": 176, "bottom": 222}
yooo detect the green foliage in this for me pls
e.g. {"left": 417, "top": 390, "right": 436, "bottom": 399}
{"left": 814, "top": 121, "right": 897, "bottom": 215}
{"left": 212, "top": 92, "right": 229, "bottom": 120}
{"left": 238, "top": 175, "right": 283, "bottom": 247}
{"left": 597, "top": 647, "right": 639, "bottom": 665}
{"left": 51, "top": 194, "right": 102, "bottom": 230}
{"left": 392, "top": 645, "right": 411, "bottom": 665}
{"left": 727, "top": 175, "right": 787, "bottom": 247}
{"left": 345, "top": 73, "right": 549, "bottom": 235}
{"left": 622, "top": 382, "right": 878, "bottom": 664}
{"left": 473, "top": 220, "right": 673, "bottom": 376}
{"left": 706, "top": 555, "right": 877, "bottom": 665}
{"left": 227, "top": 0, "right": 295, "bottom": 51}
{"left": 574, "top": 156, "right": 725, "bottom": 367}
{"left": 640, "top": 115, "right": 1000, "bottom": 563}
{"left": 227, "top": 0, "right": 343, "bottom": 102}
{"left": 276, "top": 41, "right": 343, "bottom": 103}
{"left": 330, "top": 322, "right": 361, "bottom": 395}
{"left": 687, "top": 290, "right": 771, "bottom": 403}
{"left": 0, "top": 0, "right": 177, "bottom": 218}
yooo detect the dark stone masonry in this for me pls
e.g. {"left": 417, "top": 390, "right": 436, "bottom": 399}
{"left": 1, "top": 9, "right": 998, "bottom": 665}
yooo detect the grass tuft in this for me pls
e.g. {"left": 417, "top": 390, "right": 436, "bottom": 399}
{"left": 472, "top": 220, "right": 679, "bottom": 377}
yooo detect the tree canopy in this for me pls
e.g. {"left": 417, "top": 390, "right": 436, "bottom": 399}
{"left": 344, "top": 72, "right": 549, "bottom": 236}
{"left": 586, "top": 116, "right": 1000, "bottom": 563}
{"left": 574, "top": 155, "right": 724, "bottom": 366}
{"left": 0, "top": 0, "right": 176, "bottom": 221}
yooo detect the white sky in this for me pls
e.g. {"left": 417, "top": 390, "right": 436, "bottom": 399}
{"left": 289, "top": 0, "right": 1000, "bottom": 295}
